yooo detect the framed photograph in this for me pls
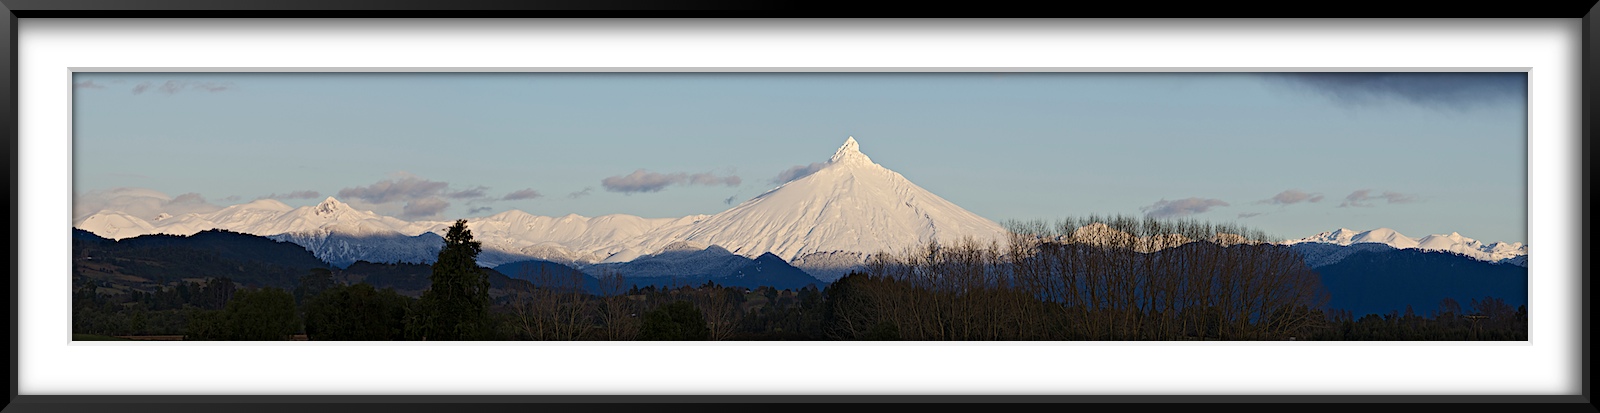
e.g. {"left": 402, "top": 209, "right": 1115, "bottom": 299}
{"left": 4, "top": 4, "right": 1592, "bottom": 411}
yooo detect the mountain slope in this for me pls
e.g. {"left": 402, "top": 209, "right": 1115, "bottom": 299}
{"left": 72, "top": 229, "right": 332, "bottom": 290}
{"left": 608, "top": 137, "right": 1010, "bottom": 281}
{"left": 69, "top": 139, "right": 1015, "bottom": 278}
{"left": 434, "top": 210, "right": 708, "bottom": 267}
{"left": 1313, "top": 248, "right": 1528, "bottom": 317}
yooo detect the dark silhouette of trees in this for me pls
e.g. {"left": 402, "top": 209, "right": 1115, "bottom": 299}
{"left": 184, "top": 287, "right": 299, "bottom": 340}
{"left": 510, "top": 263, "right": 595, "bottom": 340}
{"left": 824, "top": 215, "right": 1332, "bottom": 340}
{"left": 408, "top": 219, "right": 494, "bottom": 341}
{"left": 638, "top": 300, "right": 710, "bottom": 341}
{"left": 70, "top": 215, "right": 1526, "bottom": 342}
{"left": 294, "top": 268, "right": 337, "bottom": 305}
{"left": 304, "top": 283, "right": 412, "bottom": 340}
{"left": 595, "top": 271, "right": 640, "bottom": 340}
{"left": 692, "top": 282, "right": 743, "bottom": 341}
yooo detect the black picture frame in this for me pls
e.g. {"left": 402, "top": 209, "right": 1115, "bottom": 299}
{"left": 2, "top": 3, "right": 1593, "bottom": 412}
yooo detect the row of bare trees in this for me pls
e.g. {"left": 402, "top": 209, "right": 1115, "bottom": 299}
{"left": 504, "top": 267, "right": 747, "bottom": 341}
{"left": 828, "top": 215, "right": 1330, "bottom": 340}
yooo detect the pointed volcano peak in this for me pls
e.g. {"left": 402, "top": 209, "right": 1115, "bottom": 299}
{"left": 829, "top": 136, "right": 874, "bottom": 165}
{"left": 314, "top": 196, "right": 350, "bottom": 215}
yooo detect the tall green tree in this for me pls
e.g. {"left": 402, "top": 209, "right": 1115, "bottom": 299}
{"left": 409, "top": 219, "right": 493, "bottom": 341}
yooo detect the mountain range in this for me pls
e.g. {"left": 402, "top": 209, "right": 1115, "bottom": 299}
{"left": 74, "top": 137, "right": 1012, "bottom": 281}
{"left": 73, "top": 137, "right": 1527, "bottom": 281}
{"left": 1282, "top": 227, "right": 1527, "bottom": 266}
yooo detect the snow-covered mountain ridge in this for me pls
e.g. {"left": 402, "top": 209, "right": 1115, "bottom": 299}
{"left": 73, "top": 137, "right": 1013, "bottom": 276}
{"left": 72, "top": 138, "right": 1525, "bottom": 275}
{"left": 1282, "top": 227, "right": 1527, "bottom": 265}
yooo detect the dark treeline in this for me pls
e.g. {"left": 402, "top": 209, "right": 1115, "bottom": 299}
{"left": 822, "top": 216, "right": 1327, "bottom": 340}
{"left": 819, "top": 215, "right": 1523, "bottom": 340}
{"left": 70, "top": 219, "right": 828, "bottom": 341}
{"left": 71, "top": 216, "right": 1526, "bottom": 341}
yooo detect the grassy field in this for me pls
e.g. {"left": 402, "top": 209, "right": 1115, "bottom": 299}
{"left": 71, "top": 334, "right": 130, "bottom": 341}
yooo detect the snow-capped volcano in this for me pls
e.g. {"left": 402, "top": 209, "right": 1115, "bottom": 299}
{"left": 1283, "top": 227, "right": 1526, "bottom": 264}
{"left": 603, "top": 137, "right": 1010, "bottom": 279}
{"left": 71, "top": 138, "right": 1008, "bottom": 276}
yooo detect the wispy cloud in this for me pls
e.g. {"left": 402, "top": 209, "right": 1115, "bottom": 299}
{"left": 1257, "top": 189, "right": 1324, "bottom": 205}
{"left": 259, "top": 190, "right": 321, "bottom": 200}
{"left": 601, "top": 169, "right": 742, "bottom": 194}
{"left": 338, "top": 175, "right": 451, "bottom": 204}
{"left": 1261, "top": 72, "right": 1524, "bottom": 111}
{"left": 1238, "top": 212, "right": 1265, "bottom": 219}
{"left": 401, "top": 197, "right": 450, "bottom": 219}
{"left": 131, "top": 80, "right": 238, "bottom": 95}
{"left": 74, "top": 80, "right": 107, "bottom": 90}
{"left": 468, "top": 206, "right": 494, "bottom": 214}
{"left": 170, "top": 192, "right": 208, "bottom": 205}
{"left": 1141, "top": 197, "right": 1230, "bottom": 219}
{"left": 602, "top": 170, "right": 680, "bottom": 194}
{"left": 771, "top": 162, "right": 827, "bottom": 185}
{"left": 335, "top": 173, "right": 496, "bottom": 219}
{"left": 1339, "top": 189, "right": 1421, "bottom": 208}
{"left": 568, "top": 187, "right": 593, "bottom": 199}
{"left": 688, "top": 173, "right": 742, "bottom": 187}
{"left": 446, "top": 186, "right": 489, "bottom": 199}
{"left": 73, "top": 187, "right": 224, "bottom": 223}
{"left": 502, "top": 188, "right": 543, "bottom": 200}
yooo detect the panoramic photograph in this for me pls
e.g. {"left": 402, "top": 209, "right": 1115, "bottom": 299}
{"left": 69, "top": 72, "right": 1528, "bottom": 341}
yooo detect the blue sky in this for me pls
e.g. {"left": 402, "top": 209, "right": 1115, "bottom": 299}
{"left": 72, "top": 72, "right": 1528, "bottom": 243}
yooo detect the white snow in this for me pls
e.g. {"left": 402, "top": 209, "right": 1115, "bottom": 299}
{"left": 76, "top": 211, "right": 157, "bottom": 240}
{"left": 601, "top": 136, "right": 1011, "bottom": 274}
{"left": 1283, "top": 227, "right": 1527, "bottom": 264}
{"left": 72, "top": 137, "right": 1011, "bottom": 278}
{"left": 75, "top": 136, "right": 1523, "bottom": 275}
